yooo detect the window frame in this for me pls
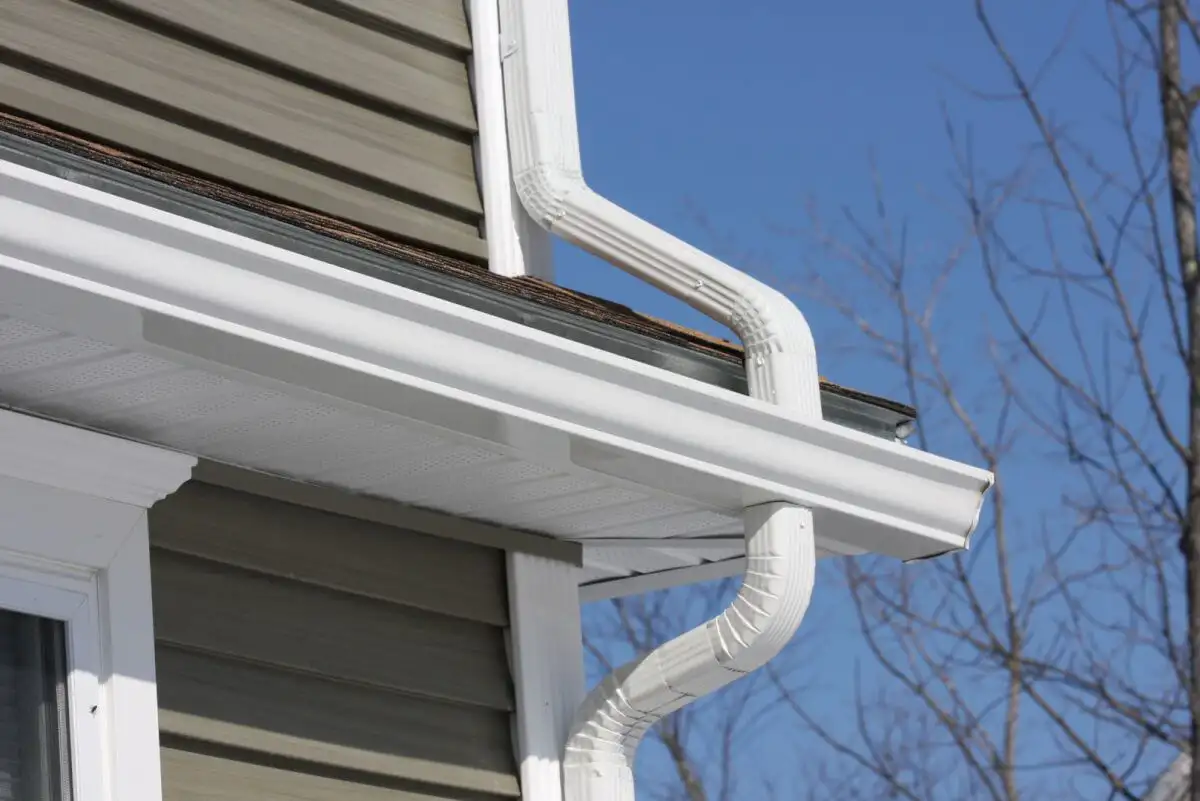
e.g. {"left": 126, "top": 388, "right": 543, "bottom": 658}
{"left": 0, "top": 409, "right": 195, "bottom": 801}
{"left": 0, "top": 555, "right": 106, "bottom": 801}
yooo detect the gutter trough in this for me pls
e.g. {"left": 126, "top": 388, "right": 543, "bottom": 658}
{"left": 490, "top": 0, "right": 995, "bottom": 797}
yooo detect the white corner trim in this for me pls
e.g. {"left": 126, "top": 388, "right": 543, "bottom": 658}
{"left": 0, "top": 411, "right": 195, "bottom": 801}
{"left": 469, "top": 0, "right": 554, "bottom": 280}
{"left": 508, "top": 552, "right": 585, "bottom": 801}
{"left": 0, "top": 410, "right": 196, "bottom": 508}
{"left": 468, "top": 0, "right": 523, "bottom": 278}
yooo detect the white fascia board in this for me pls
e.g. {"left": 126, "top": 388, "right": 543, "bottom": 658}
{"left": 0, "top": 160, "right": 993, "bottom": 560}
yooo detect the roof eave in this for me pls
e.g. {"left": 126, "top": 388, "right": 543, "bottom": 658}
{"left": 0, "top": 123, "right": 912, "bottom": 437}
{"left": 0, "top": 157, "right": 992, "bottom": 560}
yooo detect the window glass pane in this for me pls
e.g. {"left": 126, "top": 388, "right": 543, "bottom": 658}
{"left": 0, "top": 609, "right": 72, "bottom": 801}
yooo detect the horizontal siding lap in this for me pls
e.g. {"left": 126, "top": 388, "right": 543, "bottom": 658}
{"left": 321, "top": 0, "right": 472, "bottom": 51}
{"left": 0, "top": 64, "right": 486, "bottom": 256}
{"left": 157, "top": 647, "right": 519, "bottom": 797}
{"left": 0, "top": 0, "right": 480, "bottom": 210}
{"left": 104, "top": 0, "right": 477, "bottom": 130}
{"left": 150, "top": 548, "right": 514, "bottom": 711}
{"left": 161, "top": 746, "right": 514, "bottom": 801}
{"left": 151, "top": 481, "right": 510, "bottom": 626}
{"left": 0, "top": 0, "right": 485, "bottom": 257}
{"left": 149, "top": 478, "right": 519, "bottom": 800}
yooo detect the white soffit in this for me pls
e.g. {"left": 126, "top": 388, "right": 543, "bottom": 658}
{"left": 0, "top": 315, "right": 741, "bottom": 563}
{"left": 0, "top": 160, "right": 993, "bottom": 566}
{"left": 0, "top": 312, "right": 837, "bottom": 592}
{"left": 0, "top": 311, "right": 770, "bottom": 589}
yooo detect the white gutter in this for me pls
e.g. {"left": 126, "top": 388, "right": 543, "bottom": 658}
{"left": 494, "top": 1, "right": 849, "bottom": 798}
{"left": 0, "top": 160, "right": 988, "bottom": 561}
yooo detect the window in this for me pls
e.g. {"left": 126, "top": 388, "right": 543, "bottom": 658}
{"left": 0, "top": 409, "right": 196, "bottom": 801}
{"left": 0, "top": 561, "right": 105, "bottom": 801}
{"left": 0, "top": 610, "right": 73, "bottom": 801}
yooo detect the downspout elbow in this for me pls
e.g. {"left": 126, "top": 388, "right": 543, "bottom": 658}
{"left": 512, "top": 160, "right": 821, "bottom": 417}
{"left": 512, "top": 161, "right": 585, "bottom": 233}
{"left": 513, "top": 160, "right": 823, "bottom": 798}
{"left": 563, "top": 503, "right": 816, "bottom": 799}
{"left": 498, "top": 2, "right": 823, "bottom": 799}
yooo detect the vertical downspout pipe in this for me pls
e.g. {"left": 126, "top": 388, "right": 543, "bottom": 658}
{"left": 496, "top": 0, "right": 821, "bottom": 798}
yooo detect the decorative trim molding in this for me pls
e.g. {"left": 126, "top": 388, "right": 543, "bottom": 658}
{"left": 508, "top": 552, "right": 585, "bottom": 801}
{"left": 0, "top": 410, "right": 196, "bottom": 508}
{"left": 0, "top": 411, "right": 195, "bottom": 801}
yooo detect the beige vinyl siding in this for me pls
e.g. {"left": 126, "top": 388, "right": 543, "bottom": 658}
{"left": 149, "top": 481, "right": 519, "bottom": 800}
{"left": 0, "top": 0, "right": 485, "bottom": 259}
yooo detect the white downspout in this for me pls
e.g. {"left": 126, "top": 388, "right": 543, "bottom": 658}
{"left": 495, "top": 0, "right": 822, "bottom": 799}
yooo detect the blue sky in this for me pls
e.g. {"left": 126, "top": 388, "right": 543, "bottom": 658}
{"left": 563, "top": 0, "right": 1184, "bottom": 796}
{"left": 559, "top": 0, "right": 1092, "bottom": 347}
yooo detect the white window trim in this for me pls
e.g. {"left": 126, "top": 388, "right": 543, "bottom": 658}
{"left": 0, "top": 554, "right": 107, "bottom": 801}
{"left": 0, "top": 409, "right": 196, "bottom": 801}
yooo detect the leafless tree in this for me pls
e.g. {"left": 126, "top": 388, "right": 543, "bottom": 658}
{"left": 587, "top": 1, "right": 1200, "bottom": 799}
{"left": 770, "top": 1, "right": 1197, "bottom": 798}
